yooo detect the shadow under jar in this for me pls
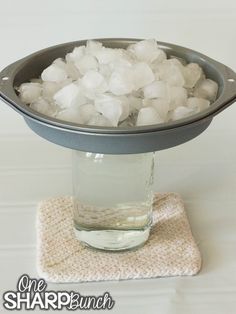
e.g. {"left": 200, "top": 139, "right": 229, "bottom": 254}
{"left": 72, "top": 151, "right": 155, "bottom": 251}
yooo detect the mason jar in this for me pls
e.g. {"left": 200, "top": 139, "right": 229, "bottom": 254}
{"left": 72, "top": 151, "right": 155, "bottom": 251}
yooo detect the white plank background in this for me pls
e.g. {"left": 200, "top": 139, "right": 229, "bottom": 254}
{"left": 0, "top": 1, "right": 236, "bottom": 313}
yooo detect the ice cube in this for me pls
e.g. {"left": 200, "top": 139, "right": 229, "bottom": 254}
{"left": 150, "top": 50, "right": 167, "bottom": 70}
{"left": 118, "top": 116, "right": 135, "bottom": 127}
{"left": 42, "top": 81, "right": 61, "bottom": 99}
{"left": 132, "top": 62, "right": 155, "bottom": 90}
{"left": 170, "top": 106, "right": 195, "bottom": 121}
{"left": 75, "top": 55, "right": 98, "bottom": 75}
{"left": 168, "top": 58, "right": 184, "bottom": 69}
{"left": 121, "top": 49, "right": 137, "bottom": 65}
{"left": 41, "top": 64, "right": 68, "bottom": 82}
{"left": 157, "top": 60, "right": 185, "bottom": 87}
{"left": 86, "top": 40, "right": 103, "bottom": 55}
{"left": 183, "top": 63, "right": 202, "bottom": 88}
{"left": 53, "top": 83, "right": 87, "bottom": 109}
{"left": 128, "top": 39, "right": 161, "bottom": 63}
{"left": 30, "top": 97, "right": 56, "bottom": 116}
{"left": 88, "top": 113, "right": 113, "bottom": 127}
{"left": 169, "top": 86, "right": 187, "bottom": 110}
{"left": 186, "top": 97, "right": 210, "bottom": 112}
{"left": 117, "top": 96, "right": 130, "bottom": 121}
{"left": 169, "top": 56, "right": 187, "bottom": 66}
{"left": 109, "top": 67, "right": 134, "bottom": 95}
{"left": 81, "top": 70, "right": 108, "bottom": 98}
{"left": 99, "top": 64, "right": 112, "bottom": 79}
{"left": 143, "top": 98, "right": 169, "bottom": 121}
{"left": 65, "top": 46, "right": 85, "bottom": 63}
{"left": 109, "top": 52, "right": 133, "bottom": 70}
{"left": 143, "top": 80, "right": 169, "bottom": 99}
{"left": 95, "top": 47, "right": 123, "bottom": 64}
{"left": 128, "top": 95, "right": 143, "bottom": 113}
{"left": 18, "top": 82, "right": 41, "bottom": 104}
{"left": 43, "top": 79, "right": 72, "bottom": 101}
{"left": 153, "top": 71, "right": 161, "bottom": 80}
{"left": 65, "top": 61, "right": 81, "bottom": 80}
{"left": 53, "top": 58, "right": 67, "bottom": 70}
{"left": 94, "top": 94, "right": 123, "bottom": 126}
{"left": 60, "top": 78, "right": 73, "bottom": 87}
{"left": 136, "top": 107, "right": 164, "bottom": 126}
{"left": 56, "top": 107, "right": 84, "bottom": 124}
{"left": 79, "top": 104, "right": 98, "bottom": 123}
{"left": 194, "top": 79, "right": 218, "bottom": 102}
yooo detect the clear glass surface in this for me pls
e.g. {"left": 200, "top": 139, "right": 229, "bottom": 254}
{"left": 72, "top": 151, "right": 155, "bottom": 251}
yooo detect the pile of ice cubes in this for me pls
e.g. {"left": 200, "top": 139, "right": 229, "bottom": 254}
{"left": 17, "top": 39, "right": 218, "bottom": 127}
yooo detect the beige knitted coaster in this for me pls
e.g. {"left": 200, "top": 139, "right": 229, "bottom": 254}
{"left": 36, "top": 193, "right": 201, "bottom": 283}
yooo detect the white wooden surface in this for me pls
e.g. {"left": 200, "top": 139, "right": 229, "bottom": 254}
{"left": 0, "top": 1, "right": 236, "bottom": 313}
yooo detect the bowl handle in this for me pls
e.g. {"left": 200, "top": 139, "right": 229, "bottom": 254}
{"left": 0, "top": 59, "right": 26, "bottom": 114}
{"left": 210, "top": 61, "right": 236, "bottom": 116}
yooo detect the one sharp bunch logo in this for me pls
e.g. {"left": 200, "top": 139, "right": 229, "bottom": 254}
{"left": 2, "top": 274, "right": 115, "bottom": 311}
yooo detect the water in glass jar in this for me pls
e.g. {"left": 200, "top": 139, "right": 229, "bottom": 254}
{"left": 72, "top": 151, "right": 154, "bottom": 251}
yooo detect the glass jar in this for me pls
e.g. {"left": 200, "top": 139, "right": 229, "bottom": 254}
{"left": 72, "top": 151, "right": 155, "bottom": 251}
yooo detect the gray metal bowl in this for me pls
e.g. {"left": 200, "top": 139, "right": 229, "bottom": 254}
{"left": 0, "top": 38, "right": 236, "bottom": 154}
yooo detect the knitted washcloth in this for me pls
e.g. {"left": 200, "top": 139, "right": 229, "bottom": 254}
{"left": 37, "top": 193, "right": 201, "bottom": 283}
